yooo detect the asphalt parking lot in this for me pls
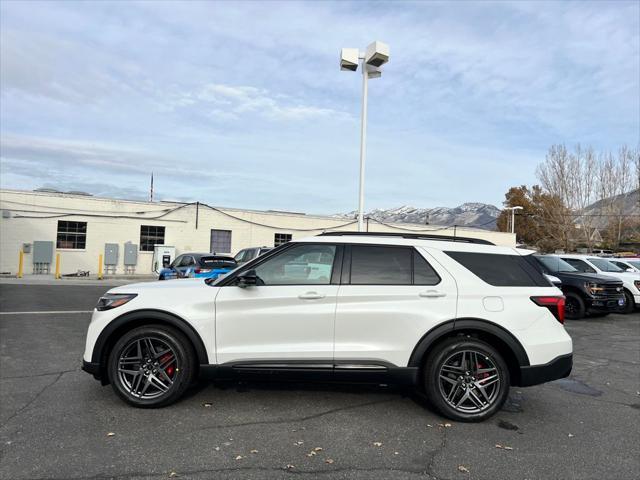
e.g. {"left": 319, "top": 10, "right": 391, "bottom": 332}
{"left": 1, "top": 283, "right": 639, "bottom": 480}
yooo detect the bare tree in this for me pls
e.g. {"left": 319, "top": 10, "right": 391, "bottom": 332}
{"left": 537, "top": 144, "right": 599, "bottom": 250}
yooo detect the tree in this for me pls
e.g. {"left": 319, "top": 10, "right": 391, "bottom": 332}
{"left": 496, "top": 185, "right": 571, "bottom": 251}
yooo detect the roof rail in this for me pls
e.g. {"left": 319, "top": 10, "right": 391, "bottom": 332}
{"left": 318, "top": 231, "right": 495, "bottom": 245}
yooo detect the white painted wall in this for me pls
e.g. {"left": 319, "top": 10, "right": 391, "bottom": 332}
{"left": 0, "top": 189, "right": 515, "bottom": 275}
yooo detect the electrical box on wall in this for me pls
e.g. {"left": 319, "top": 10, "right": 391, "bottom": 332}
{"left": 22, "top": 243, "right": 32, "bottom": 254}
{"left": 104, "top": 244, "right": 119, "bottom": 266}
{"left": 123, "top": 243, "right": 138, "bottom": 266}
{"left": 32, "top": 241, "right": 53, "bottom": 264}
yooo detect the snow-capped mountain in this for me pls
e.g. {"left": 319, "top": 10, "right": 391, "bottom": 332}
{"left": 338, "top": 203, "right": 501, "bottom": 230}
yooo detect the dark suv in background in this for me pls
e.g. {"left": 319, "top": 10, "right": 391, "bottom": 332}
{"left": 534, "top": 255, "right": 625, "bottom": 319}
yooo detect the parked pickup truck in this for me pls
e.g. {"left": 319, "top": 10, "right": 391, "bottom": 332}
{"left": 533, "top": 255, "right": 626, "bottom": 319}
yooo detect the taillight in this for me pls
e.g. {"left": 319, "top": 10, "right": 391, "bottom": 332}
{"left": 194, "top": 268, "right": 201, "bottom": 274}
{"left": 531, "top": 296, "right": 565, "bottom": 324}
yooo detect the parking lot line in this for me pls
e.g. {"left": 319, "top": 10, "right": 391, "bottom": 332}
{"left": 0, "top": 310, "right": 93, "bottom": 315}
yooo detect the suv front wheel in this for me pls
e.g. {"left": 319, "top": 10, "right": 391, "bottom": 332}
{"left": 423, "top": 337, "right": 510, "bottom": 422}
{"left": 107, "top": 325, "right": 196, "bottom": 407}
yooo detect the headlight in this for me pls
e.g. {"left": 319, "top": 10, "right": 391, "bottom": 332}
{"left": 585, "top": 282, "right": 605, "bottom": 295}
{"left": 96, "top": 293, "right": 137, "bottom": 311}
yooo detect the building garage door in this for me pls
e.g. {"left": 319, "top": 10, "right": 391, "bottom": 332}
{"left": 210, "top": 229, "right": 232, "bottom": 254}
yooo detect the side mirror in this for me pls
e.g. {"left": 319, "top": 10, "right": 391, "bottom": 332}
{"left": 237, "top": 269, "right": 258, "bottom": 288}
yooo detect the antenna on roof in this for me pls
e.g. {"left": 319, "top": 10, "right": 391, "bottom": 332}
{"left": 149, "top": 172, "right": 154, "bottom": 202}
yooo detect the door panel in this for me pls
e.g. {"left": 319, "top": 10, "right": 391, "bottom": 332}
{"left": 215, "top": 243, "right": 341, "bottom": 364}
{"left": 215, "top": 285, "right": 339, "bottom": 363}
{"left": 334, "top": 247, "right": 457, "bottom": 367}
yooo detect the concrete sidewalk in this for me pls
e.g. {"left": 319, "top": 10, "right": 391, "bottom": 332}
{"left": 0, "top": 274, "right": 156, "bottom": 286}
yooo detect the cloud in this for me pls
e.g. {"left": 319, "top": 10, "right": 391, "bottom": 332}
{"left": 0, "top": 0, "right": 638, "bottom": 213}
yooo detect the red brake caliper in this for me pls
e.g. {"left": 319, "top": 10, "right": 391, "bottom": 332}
{"left": 160, "top": 353, "right": 175, "bottom": 377}
{"left": 476, "top": 361, "right": 489, "bottom": 380}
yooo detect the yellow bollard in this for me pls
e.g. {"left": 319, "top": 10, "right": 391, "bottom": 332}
{"left": 17, "top": 250, "right": 24, "bottom": 278}
{"left": 55, "top": 253, "right": 61, "bottom": 279}
{"left": 98, "top": 254, "right": 103, "bottom": 280}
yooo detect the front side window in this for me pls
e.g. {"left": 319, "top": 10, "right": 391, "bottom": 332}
{"left": 274, "top": 233, "right": 292, "bottom": 246}
{"left": 350, "top": 246, "right": 412, "bottom": 285}
{"left": 140, "top": 225, "right": 165, "bottom": 252}
{"left": 56, "top": 221, "right": 87, "bottom": 249}
{"left": 561, "top": 258, "right": 596, "bottom": 274}
{"left": 535, "top": 256, "right": 578, "bottom": 273}
{"left": 253, "top": 244, "right": 336, "bottom": 285}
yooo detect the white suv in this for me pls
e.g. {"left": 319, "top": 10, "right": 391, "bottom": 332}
{"left": 559, "top": 254, "right": 640, "bottom": 314}
{"left": 82, "top": 233, "right": 572, "bottom": 422}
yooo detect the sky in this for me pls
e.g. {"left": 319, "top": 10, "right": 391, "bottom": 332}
{"left": 1, "top": 0, "right": 639, "bottom": 214}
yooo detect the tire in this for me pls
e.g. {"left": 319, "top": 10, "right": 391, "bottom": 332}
{"left": 423, "top": 336, "right": 510, "bottom": 422}
{"left": 622, "top": 289, "right": 635, "bottom": 314}
{"left": 564, "top": 292, "right": 586, "bottom": 320}
{"left": 107, "top": 324, "right": 196, "bottom": 408}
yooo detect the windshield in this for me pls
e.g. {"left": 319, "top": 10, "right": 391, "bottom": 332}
{"left": 535, "top": 256, "right": 578, "bottom": 273}
{"left": 588, "top": 258, "right": 623, "bottom": 272}
{"left": 627, "top": 260, "right": 640, "bottom": 269}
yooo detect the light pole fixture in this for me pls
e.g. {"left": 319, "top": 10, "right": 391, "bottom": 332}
{"left": 505, "top": 206, "right": 524, "bottom": 234}
{"left": 340, "top": 41, "right": 390, "bottom": 232}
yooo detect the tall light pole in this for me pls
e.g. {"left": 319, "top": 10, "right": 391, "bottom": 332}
{"left": 505, "top": 206, "right": 524, "bottom": 234}
{"left": 340, "top": 41, "right": 390, "bottom": 231}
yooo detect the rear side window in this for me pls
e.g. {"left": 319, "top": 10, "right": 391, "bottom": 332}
{"left": 445, "top": 251, "right": 548, "bottom": 287}
{"left": 351, "top": 246, "right": 412, "bottom": 285}
{"left": 414, "top": 252, "right": 441, "bottom": 285}
{"left": 349, "top": 246, "right": 440, "bottom": 285}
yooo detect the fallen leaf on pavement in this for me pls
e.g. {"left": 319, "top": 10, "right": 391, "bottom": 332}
{"left": 169, "top": 472, "right": 179, "bottom": 478}
{"left": 373, "top": 442, "right": 383, "bottom": 447}
{"left": 306, "top": 451, "right": 316, "bottom": 457}
{"left": 325, "top": 458, "right": 334, "bottom": 464}
{"left": 286, "top": 464, "right": 295, "bottom": 470}
{"left": 202, "top": 403, "right": 212, "bottom": 408}
{"left": 235, "top": 455, "right": 243, "bottom": 460}
{"left": 444, "top": 423, "right": 452, "bottom": 428}
{"left": 458, "top": 465, "right": 470, "bottom": 473}
{"left": 495, "top": 444, "right": 503, "bottom": 449}
{"left": 106, "top": 432, "right": 115, "bottom": 437}
{"left": 314, "top": 447, "right": 323, "bottom": 451}
{"left": 250, "top": 449, "right": 258, "bottom": 454}
{"left": 214, "top": 447, "right": 220, "bottom": 451}
{"left": 504, "top": 446, "right": 513, "bottom": 450}
{"left": 568, "top": 434, "right": 574, "bottom": 438}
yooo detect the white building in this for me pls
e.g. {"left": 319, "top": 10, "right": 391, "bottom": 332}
{"left": 0, "top": 189, "right": 514, "bottom": 276}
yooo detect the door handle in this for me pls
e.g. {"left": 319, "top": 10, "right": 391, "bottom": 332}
{"left": 419, "top": 290, "right": 446, "bottom": 298}
{"left": 298, "top": 292, "right": 325, "bottom": 300}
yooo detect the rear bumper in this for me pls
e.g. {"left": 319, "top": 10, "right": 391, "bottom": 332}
{"left": 518, "top": 353, "right": 572, "bottom": 387}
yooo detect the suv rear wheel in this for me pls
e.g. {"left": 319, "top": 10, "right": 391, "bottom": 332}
{"left": 423, "top": 337, "right": 510, "bottom": 422}
{"left": 107, "top": 325, "right": 196, "bottom": 407}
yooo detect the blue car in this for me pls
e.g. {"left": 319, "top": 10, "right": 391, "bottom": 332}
{"left": 159, "top": 253, "right": 237, "bottom": 280}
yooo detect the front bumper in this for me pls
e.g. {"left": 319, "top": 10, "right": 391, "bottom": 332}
{"left": 518, "top": 353, "right": 572, "bottom": 387}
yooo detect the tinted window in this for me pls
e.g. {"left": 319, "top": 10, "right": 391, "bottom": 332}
{"left": 562, "top": 258, "right": 596, "bottom": 274}
{"left": 414, "top": 252, "right": 441, "bottom": 285}
{"left": 445, "top": 252, "right": 548, "bottom": 287}
{"left": 535, "top": 256, "right": 578, "bottom": 273}
{"left": 588, "top": 257, "right": 623, "bottom": 272}
{"left": 350, "top": 246, "right": 412, "bottom": 285}
{"left": 253, "top": 244, "right": 336, "bottom": 285}
{"left": 627, "top": 260, "right": 640, "bottom": 269}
